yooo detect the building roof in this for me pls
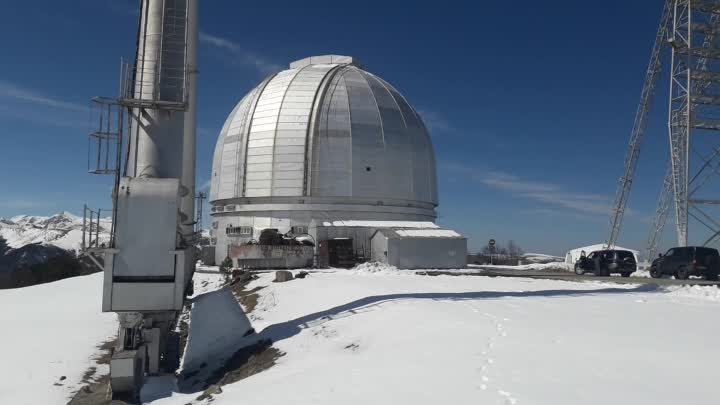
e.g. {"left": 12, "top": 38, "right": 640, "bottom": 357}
{"left": 369, "top": 228, "right": 465, "bottom": 240}
{"left": 566, "top": 244, "right": 638, "bottom": 255}
{"left": 210, "top": 56, "right": 437, "bottom": 207}
{"left": 320, "top": 220, "right": 438, "bottom": 228}
{"left": 394, "top": 229, "right": 462, "bottom": 238}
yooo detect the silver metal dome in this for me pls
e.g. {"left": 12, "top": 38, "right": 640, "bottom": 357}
{"left": 210, "top": 55, "right": 437, "bottom": 207}
{"left": 209, "top": 56, "right": 438, "bottom": 260}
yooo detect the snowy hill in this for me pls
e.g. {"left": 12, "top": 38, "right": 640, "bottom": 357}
{"left": 5, "top": 266, "right": 717, "bottom": 404}
{"left": 0, "top": 212, "right": 111, "bottom": 252}
{"left": 0, "top": 273, "right": 116, "bottom": 404}
{"left": 521, "top": 252, "right": 564, "bottom": 264}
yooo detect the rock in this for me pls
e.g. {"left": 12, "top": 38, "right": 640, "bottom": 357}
{"left": 196, "top": 384, "right": 223, "bottom": 401}
{"left": 230, "top": 269, "right": 247, "bottom": 278}
{"left": 295, "top": 271, "right": 309, "bottom": 279}
{"left": 274, "top": 270, "right": 294, "bottom": 283}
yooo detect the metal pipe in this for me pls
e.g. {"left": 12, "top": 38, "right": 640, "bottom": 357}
{"left": 180, "top": 0, "right": 198, "bottom": 243}
{"left": 128, "top": 0, "right": 185, "bottom": 179}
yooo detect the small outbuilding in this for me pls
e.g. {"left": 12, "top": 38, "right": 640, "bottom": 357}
{"left": 311, "top": 220, "right": 467, "bottom": 269}
{"left": 565, "top": 244, "right": 640, "bottom": 265}
{"left": 370, "top": 228, "right": 466, "bottom": 269}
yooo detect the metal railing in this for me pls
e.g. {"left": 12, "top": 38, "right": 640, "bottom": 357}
{"left": 119, "top": 58, "right": 188, "bottom": 110}
{"left": 88, "top": 97, "right": 122, "bottom": 175}
{"left": 82, "top": 205, "right": 109, "bottom": 251}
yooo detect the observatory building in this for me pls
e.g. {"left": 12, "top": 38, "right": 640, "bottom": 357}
{"left": 208, "top": 55, "right": 466, "bottom": 268}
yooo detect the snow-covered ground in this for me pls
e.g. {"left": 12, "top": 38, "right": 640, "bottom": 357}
{"left": 0, "top": 273, "right": 116, "bottom": 405}
{"left": 153, "top": 267, "right": 720, "bottom": 405}
{"left": 469, "top": 262, "right": 573, "bottom": 271}
{"left": 3, "top": 268, "right": 720, "bottom": 405}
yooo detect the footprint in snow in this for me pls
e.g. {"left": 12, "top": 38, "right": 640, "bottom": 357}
{"left": 498, "top": 390, "right": 518, "bottom": 405}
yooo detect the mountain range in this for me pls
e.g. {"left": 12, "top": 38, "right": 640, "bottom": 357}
{"left": 0, "top": 212, "right": 111, "bottom": 252}
{"left": 0, "top": 212, "right": 111, "bottom": 274}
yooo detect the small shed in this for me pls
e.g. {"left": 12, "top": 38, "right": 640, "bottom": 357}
{"left": 370, "top": 228, "right": 467, "bottom": 269}
{"left": 565, "top": 244, "right": 640, "bottom": 265}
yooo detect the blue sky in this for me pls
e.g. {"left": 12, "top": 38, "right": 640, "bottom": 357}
{"left": 0, "top": 0, "right": 677, "bottom": 255}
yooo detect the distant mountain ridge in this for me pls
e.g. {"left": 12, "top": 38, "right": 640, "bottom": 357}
{"left": 0, "top": 212, "right": 111, "bottom": 252}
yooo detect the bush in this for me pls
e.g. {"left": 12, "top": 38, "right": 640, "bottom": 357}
{"left": 219, "top": 256, "right": 233, "bottom": 274}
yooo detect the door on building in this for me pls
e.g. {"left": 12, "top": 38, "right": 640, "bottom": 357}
{"left": 327, "top": 238, "right": 355, "bottom": 268}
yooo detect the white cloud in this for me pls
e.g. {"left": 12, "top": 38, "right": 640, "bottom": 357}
{"left": 446, "top": 163, "right": 614, "bottom": 217}
{"left": 104, "top": 0, "right": 139, "bottom": 16}
{"left": 0, "top": 80, "right": 86, "bottom": 112}
{"left": 417, "top": 109, "right": 454, "bottom": 133}
{"left": 199, "top": 31, "right": 282, "bottom": 75}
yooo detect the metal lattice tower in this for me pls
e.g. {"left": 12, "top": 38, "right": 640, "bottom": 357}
{"left": 645, "top": 167, "right": 673, "bottom": 260}
{"left": 609, "top": 0, "right": 720, "bottom": 251}
{"left": 668, "top": 0, "right": 720, "bottom": 247}
{"left": 606, "top": 0, "right": 673, "bottom": 247}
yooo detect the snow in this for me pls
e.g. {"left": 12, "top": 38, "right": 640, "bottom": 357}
{"left": 394, "top": 229, "right": 462, "bottom": 238}
{"left": 470, "top": 262, "right": 573, "bottom": 271}
{"left": 180, "top": 288, "right": 254, "bottom": 373}
{"left": 665, "top": 284, "right": 720, "bottom": 301}
{"left": 0, "top": 212, "right": 111, "bottom": 252}
{"left": 146, "top": 270, "right": 720, "bottom": 405}
{"left": 5, "top": 268, "right": 720, "bottom": 405}
{"left": 186, "top": 271, "right": 720, "bottom": 405}
{"left": 321, "top": 220, "right": 439, "bottom": 229}
{"left": 0, "top": 273, "right": 116, "bottom": 405}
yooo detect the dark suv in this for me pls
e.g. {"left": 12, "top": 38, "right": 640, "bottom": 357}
{"left": 574, "top": 249, "right": 637, "bottom": 277}
{"left": 650, "top": 246, "right": 719, "bottom": 280}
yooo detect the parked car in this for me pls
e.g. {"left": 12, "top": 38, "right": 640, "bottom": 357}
{"left": 574, "top": 249, "right": 637, "bottom": 277}
{"left": 650, "top": 246, "right": 719, "bottom": 280}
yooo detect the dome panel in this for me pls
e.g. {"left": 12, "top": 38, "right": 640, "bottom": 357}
{"left": 210, "top": 57, "right": 438, "bottom": 209}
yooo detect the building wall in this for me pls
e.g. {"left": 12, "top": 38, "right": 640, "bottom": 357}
{"left": 212, "top": 210, "right": 433, "bottom": 264}
{"left": 371, "top": 233, "right": 389, "bottom": 263}
{"left": 385, "top": 237, "right": 467, "bottom": 269}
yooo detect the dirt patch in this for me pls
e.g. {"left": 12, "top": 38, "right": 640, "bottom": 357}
{"left": 67, "top": 338, "right": 116, "bottom": 404}
{"left": 237, "top": 286, "right": 264, "bottom": 312}
{"left": 176, "top": 302, "right": 191, "bottom": 360}
{"left": 67, "top": 375, "right": 111, "bottom": 405}
{"left": 187, "top": 339, "right": 284, "bottom": 400}
{"left": 226, "top": 271, "right": 266, "bottom": 313}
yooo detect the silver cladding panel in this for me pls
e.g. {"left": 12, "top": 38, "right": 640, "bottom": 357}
{"left": 113, "top": 177, "right": 180, "bottom": 278}
{"left": 209, "top": 60, "right": 438, "bottom": 206}
{"left": 380, "top": 234, "right": 467, "bottom": 269}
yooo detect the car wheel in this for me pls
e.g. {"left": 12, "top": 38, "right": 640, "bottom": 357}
{"left": 649, "top": 266, "right": 662, "bottom": 279}
{"left": 621, "top": 272, "right": 631, "bottom": 278}
{"left": 676, "top": 267, "right": 690, "bottom": 280}
{"left": 574, "top": 264, "right": 585, "bottom": 275}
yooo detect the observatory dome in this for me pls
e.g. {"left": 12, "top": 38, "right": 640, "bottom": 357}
{"left": 209, "top": 55, "right": 438, "bottom": 259}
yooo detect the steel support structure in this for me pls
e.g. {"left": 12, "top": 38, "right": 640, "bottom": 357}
{"left": 668, "top": 0, "right": 720, "bottom": 247}
{"left": 645, "top": 167, "right": 674, "bottom": 260}
{"left": 606, "top": 0, "right": 673, "bottom": 247}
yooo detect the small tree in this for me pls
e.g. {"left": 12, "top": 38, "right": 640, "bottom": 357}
{"left": 507, "top": 240, "right": 523, "bottom": 257}
{"left": 219, "top": 256, "right": 233, "bottom": 274}
{"left": 0, "top": 235, "right": 8, "bottom": 256}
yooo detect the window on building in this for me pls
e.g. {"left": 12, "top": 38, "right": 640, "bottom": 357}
{"left": 226, "top": 226, "right": 253, "bottom": 236}
{"left": 212, "top": 221, "right": 218, "bottom": 229}
{"left": 290, "top": 225, "right": 308, "bottom": 235}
